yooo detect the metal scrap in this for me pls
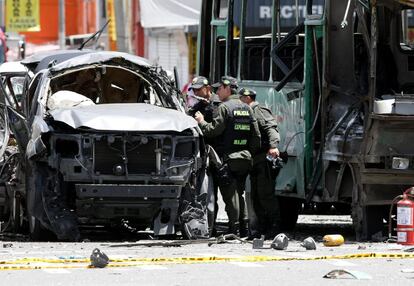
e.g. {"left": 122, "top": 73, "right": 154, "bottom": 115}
{"left": 404, "top": 247, "right": 414, "bottom": 252}
{"left": 271, "top": 233, "right": 289, "bottom": 250}
{"left": 252, "top": 236, "right": 265, "bottom": 249}
{"left": 90, "top": 248, "right": 109, "bottom": 268}
{"left": 323, "top": 269, "right": 372, "bottom": 280}
{"left": 301, "top": 237, "right": 317, "bottom": 250}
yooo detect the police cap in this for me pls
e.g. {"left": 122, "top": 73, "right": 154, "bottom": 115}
{"left": 189, "top": 76, "right": 209, "bottom": 90}
{"left": 238, "top": 88, "right": 257, "bottom": 100}
{"left": 211, "top": 76, "right": 239, "bottom": 89}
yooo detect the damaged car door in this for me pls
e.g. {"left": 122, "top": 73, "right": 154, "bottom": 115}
{"left": 0, "top": 72, "right": 30, "bottom": 233}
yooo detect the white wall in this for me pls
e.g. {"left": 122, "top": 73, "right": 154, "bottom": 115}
{"left": 147, "top": 28, "right": 189, "bottom": 89}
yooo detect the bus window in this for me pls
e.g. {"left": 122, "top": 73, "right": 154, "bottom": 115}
{"left": 216, "top": 0, "right": 229, "bottom": 19}
{"left": 215, "top": 37, "right": 239, "bottom": 80}
{"left": 215, "top": 38, "right": 226, "bottom": 79}
{"left": 239, "top": 0, "right": 272, "bottom": 81}
{"left": 243, "top": 39, "right": 271, "bottom": 81}
{"left": 401, "top": 9, "right": 414, "bottom": 51}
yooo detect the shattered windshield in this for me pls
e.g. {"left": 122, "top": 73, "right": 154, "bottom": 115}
{"left": 47, "top": 65, "right": 179, "bottom": 110}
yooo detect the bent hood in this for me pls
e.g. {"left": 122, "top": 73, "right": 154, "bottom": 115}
{"left": 49, "top": 103, "right": 197, "bottom": 132}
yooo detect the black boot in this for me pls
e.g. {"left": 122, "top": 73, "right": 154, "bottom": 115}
{"left": 239, "top": 220, "right": 249, "bottom": 238}
{"left": 227, "top": 222, "right": 240, "bottom": 236}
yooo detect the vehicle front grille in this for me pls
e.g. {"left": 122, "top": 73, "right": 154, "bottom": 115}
{"left": 175, "top": 141, "right": 194, "bottom": 159}
{"left": 94, "top": 136, "right": 157, "bottom": 175}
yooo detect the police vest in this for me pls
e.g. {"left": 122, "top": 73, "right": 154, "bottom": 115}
{"left": 218, "top": 99, "right": 253, "bottom": 156}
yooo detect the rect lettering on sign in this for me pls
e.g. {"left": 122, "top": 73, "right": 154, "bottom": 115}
{"left": 397, "top": 206, "right": 413, "bottom": 226}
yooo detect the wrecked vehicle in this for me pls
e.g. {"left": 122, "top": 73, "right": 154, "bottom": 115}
{"left": 0, "top": 51, "right": 213, "bottom": 241}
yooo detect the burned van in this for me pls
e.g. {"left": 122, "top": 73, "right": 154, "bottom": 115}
{"left": 1, "top": 51, "right": 212, "bottom": 241}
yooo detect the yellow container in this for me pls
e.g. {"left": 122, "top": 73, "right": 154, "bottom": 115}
{"left": 323, "top": 234, "right": 345, "bottom": 246}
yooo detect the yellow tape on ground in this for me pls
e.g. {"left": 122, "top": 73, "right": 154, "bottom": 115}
{"left": 1, "top": 253, "right": 414, "bottom": 271}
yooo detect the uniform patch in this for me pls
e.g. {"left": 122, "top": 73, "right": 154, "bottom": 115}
{"left": 233, "top": 110, "right": 250, "bottom": 116}
{"left": 233, "top": 139, "right": 247, "bottom": 145}
{"left": 234, "top": 124, "right": 250, "bottom": 131}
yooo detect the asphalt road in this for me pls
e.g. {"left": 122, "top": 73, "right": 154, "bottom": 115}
{"left": 1, "top": 215, "right": 414, "bottom": 286}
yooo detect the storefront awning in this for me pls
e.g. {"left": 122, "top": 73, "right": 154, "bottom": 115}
{"left": 140, "top": 0, "right": 201, "bottom": 28}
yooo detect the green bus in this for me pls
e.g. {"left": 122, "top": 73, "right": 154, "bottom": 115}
{"left": 197, "top": 0, "right": 414, "bottom": 240}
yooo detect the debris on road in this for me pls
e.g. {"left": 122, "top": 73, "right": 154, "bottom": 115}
{"left": 108, "top": 240, "right": 200, "bottom": 248}
{"left": 300, "top": 237, "right": 316, "bottom": 250}
{"left": 404, "top": 247, "right": 414, "bottom": 252}
{"left": 252, "top": 236, "right": 265, "bottom": 249}
{"left": 90, "top": 248, "right": 109, "bottom": 268}
{"left": 323, "top": 269, "right": 372, "bottom": 280}
{"left": 216, "top": 234, "right": 252, "bottom": 245}
{"left": 108, "top": 234, "right": 252, "bottom": 248}
{"left": 323, "top": 234, "right": 344, "bottom": 247}
{"left": 251, "top": 235, "right": 316, "bottom": 251}
{"left": 271, "top": 233, "right": 289, "bottom": 250}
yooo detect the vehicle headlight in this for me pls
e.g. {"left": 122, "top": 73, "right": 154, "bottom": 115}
{"left": 392, "top": 157, "right": 410, "bottom": 170}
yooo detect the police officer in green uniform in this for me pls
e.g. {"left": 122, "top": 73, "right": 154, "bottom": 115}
{"left": 195, "top": 76, "right": 261, "bottom": 236}
{"left": 187, "top": 76, "right": 221, "bottom": 234}
{"left": 239, "top": 88, "right": 281, "bottom": 239}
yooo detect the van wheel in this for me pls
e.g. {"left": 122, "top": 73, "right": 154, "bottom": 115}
{"left": 27, "top": 211, "right": 54, "bottom": 241}
{"left": 26, "top": 162, "right": 55, "bottom": 241}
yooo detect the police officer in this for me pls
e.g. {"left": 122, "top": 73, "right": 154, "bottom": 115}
{"left": 187, "top": 76, "right": 221, "bottom": 123}
{"left": 239, "top": 88, "right": 281, "bottom": 239}
{"left": 195, "top": 76, "right": 261, "bottom": 237}
{"left": 187, "top": 76, "right": 221, "bottom": 235}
